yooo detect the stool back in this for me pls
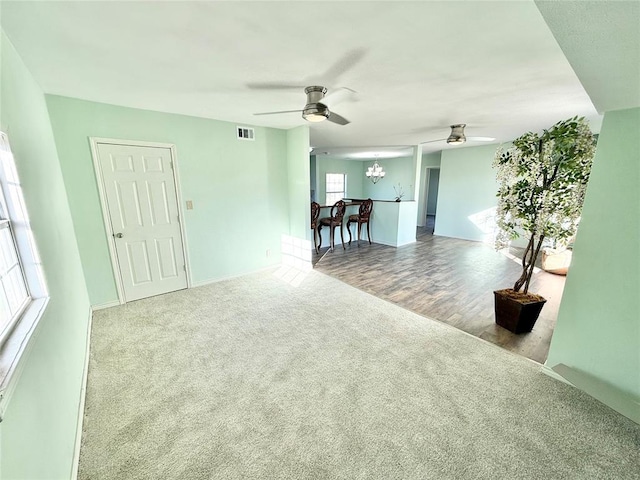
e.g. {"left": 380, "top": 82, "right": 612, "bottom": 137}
{"left": 311, "top": 202, "right": 320, "bottom": 228}
{"left": 359, "top": 199, "right": 373, "bottom": 220}
{"left": 330, "top": 200, "right": 346, "bottom": 222}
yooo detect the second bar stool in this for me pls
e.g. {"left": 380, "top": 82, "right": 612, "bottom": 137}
{"left": 347, "top": 198, "right": 373, "bottom": 246}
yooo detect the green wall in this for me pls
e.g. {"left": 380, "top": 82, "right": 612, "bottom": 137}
{"left": 0, "top": 33, "right": 90, "bottom": 480}
{"left": 362, "top": 156, "right": 414, "bottom": 202}
{"left": 315, "top": 157, "right": 364, "bottom": 205}
{"left": 286, "top": 126, "right": 310, "bottom": 240}
{"left": 422, "top": 152, "right": 443, "bottom": 168}
{"left": 434, "top": 144, "right": 499, "bottom": 242}
{"left": 546, "top": 107, "right": 640, "bottom": 401}
{"left": 46, "top": 95, "right": 290, "bottom": 304}
{"left": 313, "top": 155, "right": 417, "bottom": 206}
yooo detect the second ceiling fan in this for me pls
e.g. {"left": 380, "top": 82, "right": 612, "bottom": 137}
{"left": 421, "top": 124, "right": 495, "bottom": 145}
{"left": 254, "top": 86, "right": 353, "bottom": 125}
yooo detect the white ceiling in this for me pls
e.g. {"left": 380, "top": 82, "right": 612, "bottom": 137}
{"left": 2, "top": 1, "right": 634, "bottom": 159}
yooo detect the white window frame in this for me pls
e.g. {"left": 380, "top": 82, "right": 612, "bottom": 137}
{"left": 325, "top": 173, "right": 347, "bottom": 205}
{"left": 0, "top": 132, "right": 49, "bottom": 421}
{"left": 0, "top": 192, "right": 31, "bottom": 344}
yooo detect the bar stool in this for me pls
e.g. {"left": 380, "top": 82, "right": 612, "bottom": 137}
{"left": 347, "top": 198, "right": 373, "bottom": 246}
{"left": 311, "top": 201, "right": 320, "bottom": 254}
{"left": 318, "top": 200, "right": 346, "bottom": 251}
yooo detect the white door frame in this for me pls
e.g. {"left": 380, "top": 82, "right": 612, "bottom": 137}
{"left": 89, "top": 137, "right": 192, "bottom": 304}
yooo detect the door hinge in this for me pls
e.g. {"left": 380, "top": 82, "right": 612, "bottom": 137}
{"left": 183, "top": 265, "right": 186, "bottom": 271}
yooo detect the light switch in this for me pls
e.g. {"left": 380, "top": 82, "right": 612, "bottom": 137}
{"left": 186, "top": 200, "right": 193, "bottom": 210}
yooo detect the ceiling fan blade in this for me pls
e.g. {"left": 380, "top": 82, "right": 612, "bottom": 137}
{"left": 322, "top": 87, "right": 357, "bottom": 108}
{"left": 246, "top": 82, "right": 303, "bottom": 90}
{"left": 320, "top": 48, "right": 367, "bottom": 83}
{"left": 248, "top": 48, "right": 366, "bottom": 92}
{"left": 253, "top": 109, "right": 303, "bottom": 116}
{"left": 326, "top": 111, "right": 350, "bottom": 126}
{"left": 419, "top": 138, "right": 447, "bottom": 144}
{"left": 467, "top": 136, "right": 496, "bottom": 142}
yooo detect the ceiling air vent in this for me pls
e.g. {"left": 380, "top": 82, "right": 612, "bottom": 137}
{"left": 236, "top": 126, "right": 255, "bottom": 141}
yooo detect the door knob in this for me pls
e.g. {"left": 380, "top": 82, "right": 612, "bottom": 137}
{"left": 114, "top": 233, "right": 123, "bottom": 238}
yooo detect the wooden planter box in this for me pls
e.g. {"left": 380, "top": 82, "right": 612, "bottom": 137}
{"left": 494, "top": 289, "right": 547, "bottom": 334}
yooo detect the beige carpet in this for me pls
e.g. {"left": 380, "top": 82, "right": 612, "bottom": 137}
{"left": 80, "top": 268, "right": 640, "bottom": 479}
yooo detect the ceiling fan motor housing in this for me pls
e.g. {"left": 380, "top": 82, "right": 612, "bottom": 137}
{"left": 447, "top": 124, "right": 467, "bottom": 144}
{"left": 305, "top": 86, "right": 327, "bottom": 103}
{"left": 303, "top": 86, "right": 330, "bottom": 121}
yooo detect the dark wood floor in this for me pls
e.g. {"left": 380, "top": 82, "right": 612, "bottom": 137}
{"left": 313, "top": 216, "right": 565, "bottom": 364}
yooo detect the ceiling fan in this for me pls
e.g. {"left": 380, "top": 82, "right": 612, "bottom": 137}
{"left": 421, "top": 124, "right": 496, "bottom": 145}
{"left": 253, "top": 86, "right": 353, "bottom": 126}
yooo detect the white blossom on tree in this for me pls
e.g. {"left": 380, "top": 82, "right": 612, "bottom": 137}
{"left": 493, "top": 116, "right": 596, "bottom": 294}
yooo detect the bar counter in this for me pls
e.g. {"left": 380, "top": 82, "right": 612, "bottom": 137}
{"left": 317, "top": 199, "right": 417, "bottom": 248}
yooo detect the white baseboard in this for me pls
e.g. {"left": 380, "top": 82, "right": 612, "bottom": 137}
{"left": 396, "top": 239, "right": 417, "bottom": 247}
{"left": 191, "top": 265, "right": 278, "bottom": 288}
{"left": 543, "top": 363, "right": 639, "bottom": 425}
{"left": 71, "top": 308, "right": 93, "bottom": 480}
{"left": 373, "top": 239, "right": 417, "bottom": 248}
{"left": 91, "top": 300, "right": 120, "bottom": 311}
{"left": 540, "top": 364, "right": 575, "bottom": 386}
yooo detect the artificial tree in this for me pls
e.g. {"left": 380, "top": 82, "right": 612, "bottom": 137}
{"left": 492, "top": 116, "right": 596, "bottom": 331}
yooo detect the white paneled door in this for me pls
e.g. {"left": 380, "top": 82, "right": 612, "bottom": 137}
{"left": 96, "top": 143, "right": 187, "bottom": 302}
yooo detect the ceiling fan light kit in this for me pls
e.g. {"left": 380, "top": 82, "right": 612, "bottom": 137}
{"left": 303, "top": 104, "right": 329, "bottom": 122}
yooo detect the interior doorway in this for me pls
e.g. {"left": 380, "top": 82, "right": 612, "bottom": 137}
{"left": 91, "top": 139, "right": 190, "bottom": 303}
{"left": 423, "top": 168, "right": 440, "bottom": 235}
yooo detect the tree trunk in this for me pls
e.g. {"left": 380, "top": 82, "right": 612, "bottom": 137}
{"left": 513, "top": 234, "right": 535, "bottom": 292}
{"left": 513, "top": 233, "right": 545, "bottom": 293}
{"left": 524, "top": 234, "right": 545, "bottom": 294}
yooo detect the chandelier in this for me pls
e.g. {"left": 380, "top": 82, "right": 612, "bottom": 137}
{"left": 365, "top": 161, "right": 386, "bottom": 184}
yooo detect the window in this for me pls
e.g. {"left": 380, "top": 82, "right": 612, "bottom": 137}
{"left": 0, "top": 132, "right": 48, "bottom": 418}
{"left": 0, "top": 132, "right": 46, "bottom": 346}
{"left": 0, "top": 186, "right": 30, "bottom": 341}
{"left": 325, "top": 173, "right": 346, "bottom": 205}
